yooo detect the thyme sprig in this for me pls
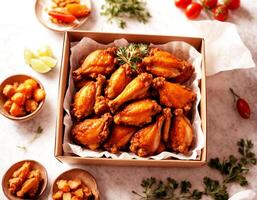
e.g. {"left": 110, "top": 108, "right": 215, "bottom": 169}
{"left": 101, "top": 0, "right": 151, "bottom": 28}
{"left": 116, "top": 43, "right": 149, "bottom": 70}
{"left": 133, "top": 139, "right": 256, "bottom": 200}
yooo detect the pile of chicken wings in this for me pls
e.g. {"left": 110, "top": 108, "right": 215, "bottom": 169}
{"left": 70, "top": 46, "right": 197, "bottom": 157}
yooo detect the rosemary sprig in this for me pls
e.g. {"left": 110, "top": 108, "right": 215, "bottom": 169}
{"left": 116, "top": 43, "right": 149, "bottom": 70}
{"left": 101, "top": 0, "right": 151, "bottom": 28}
{"left": 133, "top": 139, "right": 256, "bottom": 200}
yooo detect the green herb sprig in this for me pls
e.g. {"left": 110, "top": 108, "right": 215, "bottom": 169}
{"left": 132, "top": 177, "right": 203, "bottom": 200}
{"left": 133, "top": 139, "right": 256, "bottom": 200}
{"left": 101, "top": 0, "right": 151, "bottom": 28}
{"left": 116, "top": 43, "right": 149, "bottom": 70}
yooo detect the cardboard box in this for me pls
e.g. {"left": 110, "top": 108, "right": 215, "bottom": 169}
{"left": 55, "top": 31, "right": 207, "bottom": 167}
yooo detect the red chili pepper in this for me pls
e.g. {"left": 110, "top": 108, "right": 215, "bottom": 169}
{"left": 230, "top": 88, "right": 251, "bottom": 119}
{"left": 48, "top": 11, "right": 76, "bottom": 23}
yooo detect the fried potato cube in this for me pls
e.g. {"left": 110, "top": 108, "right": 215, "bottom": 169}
{"left": 16, "top": 83, "right": 33, "bottom": 99}
{"left": 2, "top": 84, "right": 16, "bottom": 98}
{"left": 57, "top": 180, "right": 70, "bottom": 192}
{"left": 83, "top": 186, "right": 92, "bottom": 196}
{"left": 73, "top": 188, "right": 83, "bottom": 198}
{"left": 63, "top": 192, "right": 72, "bottom": 200}
{"left": 10, "top": 103, "right": 26, "bottom": 117}
{"left": 53, "top": 190, "right": 64, "bottom": 199}
{"left": 71, "top": 196, "right": 83, "bottom": 200}
{"left": 11, "top": 92, "right": 26, "bottom": 106}
{"left": 68, "top": 179, "right": 81, "bottom": 190}
{"left": 25, "top": 100, "right": 38, "bottom": 113}
{"left": 33, "top": 88, "right": 46, "bottom": 102}
{"left": 24, "top": 79, "right": 39, "bottom": 90}
{"left": 3, "top": 100, "right": 12, "bottom": 112}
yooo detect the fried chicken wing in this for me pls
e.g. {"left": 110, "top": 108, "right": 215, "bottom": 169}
{"left": 72, "top": 113, "right": 112, "bottom": 150}
{"left": 169, "top": 109, "right": 194, "bottom": 154}
{"left": 156, "top": 141, "right": 166, "bottom": 154}
{"left": 9, "top": 162, "right": 31, "bottom": 194}
{"left": 71, "top": 82, "right": 96, "bottom": 120}
{"left": 94, "top": 96, "right": 110, "bottom": 115}
{"left": 162, "top": 108, "right": 172, "bottom": 145}
{"left": 114, "top": 99, "right": 161, "bottom": 126}
{"left": 142, "top": 48, "right": 194, "bottom": 82}
{"left": 130, "top": 115, "right": 165, "bottom": 157}
{"left": 153, "top": 77, "right": 196, "bottom": 111}
{"left": 105, "top": 64, "right": 133, "bottom": 99}
{"left": 16, "top": 170, "right": 41, "bottom": 198}
{"left": 73, "top": 47, "right": 116, "bottom": 80}
{"left": 109, "top": 73, "right": 153, "bottom": 113}
{"left": 72, "top": 75, "right": 106, "bottom": 120}
{"left": 104, "top": 125, "right": 137, "bottom": 153}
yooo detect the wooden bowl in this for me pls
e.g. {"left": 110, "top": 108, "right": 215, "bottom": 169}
{"left": 2, "top": 160, "right": 48, "bottom": 200}
{"left": 0, "top": 74, "right": 45, "bottom": 121}
{"left": 52, "top": 168, "right": 100, "bottom": 200}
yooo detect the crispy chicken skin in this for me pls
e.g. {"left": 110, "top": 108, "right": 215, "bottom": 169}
{"left": 71, "top": 82, "right": 96, "bottom": 120}
{"left": 105, "top": 64, "right": 133, "bottom": 99}
{"left": 73, "top": 47, "right": 117, "bottom": 80}
{"left": 142, "top": 48, "right": 194, "bottom": 82}
{"left": 153, "top": 77, "right": 196, "bottom": 111}
{"left": 104, "top": 125, "right": 137, "bottom": 153}
{"left": 72, "top": 75, "right": 106, "bottom": 120}
{"left": 156, "top": 141, "right": 166, "bottom": 154}
{"left": 162, "top": 108, "right": 172, "bottom": 145}
{"left": 109, "top": 73, "right": 153, "bottom": 113}
{"left": 130, "top": 115, "right": 165, "bottom": 157}
{"left": 9, "top": 162, "right": 31, "bottom": 194}
{"left": 170, "top": 109, "right": 194, "bottom": 154}
{"left": 72, "top": 113, "right": 112, "bottom": 150}
{"left": 114, "top": 99, "right": 162, "bottom": 126}
{"left": 94, "top": 96, "right": 110, "bottom": 115}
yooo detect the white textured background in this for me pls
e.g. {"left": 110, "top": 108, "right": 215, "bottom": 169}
{"left": 0, "top": 0, "right": 256, "bottom": 199}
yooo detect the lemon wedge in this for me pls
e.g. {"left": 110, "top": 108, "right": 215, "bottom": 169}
{"left": 40, "top": 56, "right": 57, "bottom": 68}
{"left": 37, "top": 45, "right": 54, "bottom": 57}
{"left": 24, "top": 49, "right": 38, "bottom": 64}
{"left": 30, "top": 59, "right": 52, "bottom": 73}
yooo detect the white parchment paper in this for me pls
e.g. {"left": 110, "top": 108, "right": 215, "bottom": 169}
{"left": 63, "top": 37, "right": 205, "bottom": 160}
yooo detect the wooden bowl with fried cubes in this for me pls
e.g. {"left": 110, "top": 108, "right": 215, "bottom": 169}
{"left": 0, "top": 74, "right": 46, "bottom": 121}
{"left": 52, "top": 168, "right": 100, "bottom": 200}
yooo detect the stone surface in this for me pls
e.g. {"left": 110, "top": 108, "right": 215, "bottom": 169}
{"left": 0, "top": 0, "right": 256, "bottom": 199}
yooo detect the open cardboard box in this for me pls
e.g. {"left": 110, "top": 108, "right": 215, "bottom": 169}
{"left": 55, "top": 31, "right": 207, "bottom": 167}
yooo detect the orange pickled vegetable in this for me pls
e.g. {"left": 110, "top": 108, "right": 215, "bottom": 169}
{"left": 66, "top": 4, "right": 90, "bottom": 18}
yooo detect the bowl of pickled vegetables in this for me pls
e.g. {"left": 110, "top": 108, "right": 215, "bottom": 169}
{"left": 0, "top": 74, "right": 46, "bottom": 121}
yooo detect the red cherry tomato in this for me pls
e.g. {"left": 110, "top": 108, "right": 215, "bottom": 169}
{"left": 185, "top": 3, "right": 202, "bottom": 19}
{"left": 175, "top": 0, "right": 192, "bottom": 9}
{"left": 224, "top": 0, "right": 240, "bottom": 10}
{"left": 237, "top": 98, "right": 251, "bottom": 119}
{"left": 201, "top": 0, "right": 218, "bottom": 9}
{"left": 213, "top": 5, "right": 229, "bottom": 21}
